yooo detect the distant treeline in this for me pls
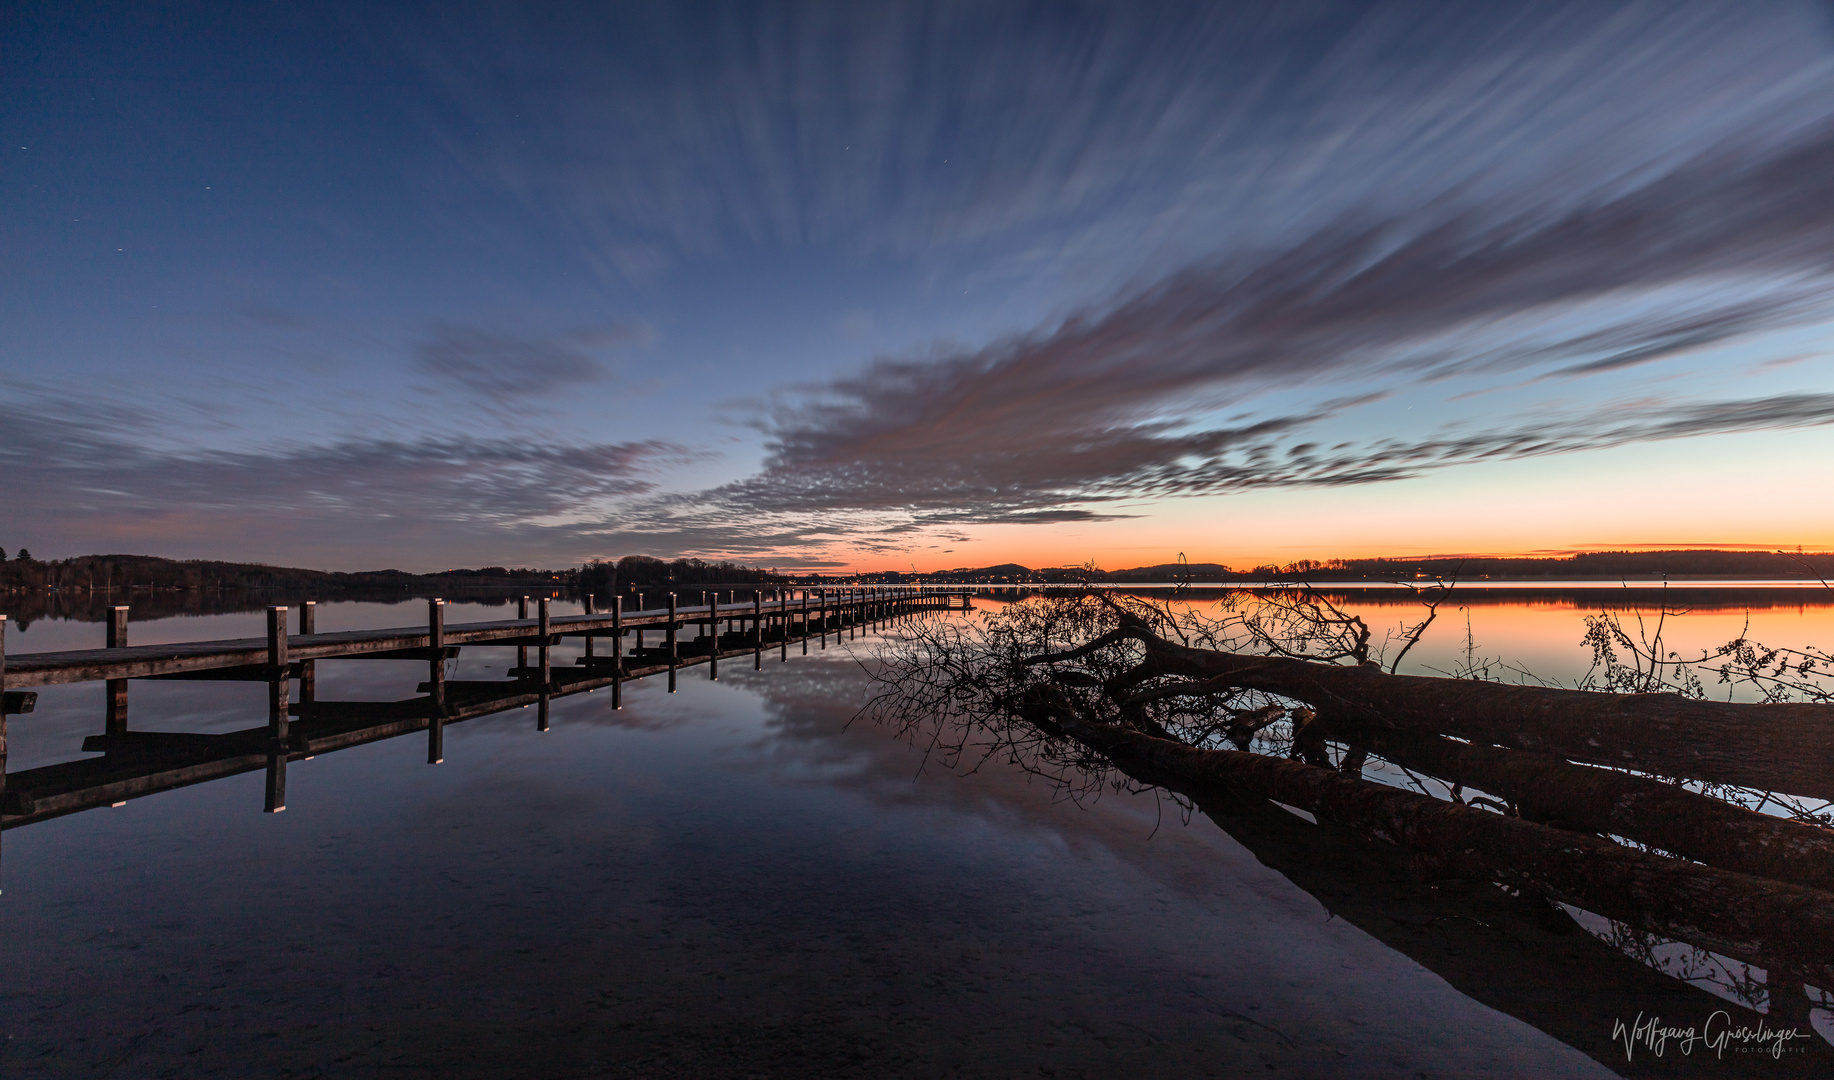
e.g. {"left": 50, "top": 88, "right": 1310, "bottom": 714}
{"left": 4, "top": 548, "right": 1823, "bottom": 607}
{"left": 0, "top": 550, "right": 796, "bottom": 604}
{"left": 578, "top": 556, "right": 787, "bottom": 594}
{"left": 0, "top": 552, "right": 572, "bottom": 597}
{"left": 877, "top": 550, "right": 1833, "bottom": 584}
{"left": 1304, "top": 550, "right": 1831, "bottom": 581}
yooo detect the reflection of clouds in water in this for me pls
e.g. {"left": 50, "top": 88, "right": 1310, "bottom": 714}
{"left": 0, "top": 603, "right": 1620, "bottom": 1075}
{"left": 724, "top": 642, "right": 1308, "bottom": 903}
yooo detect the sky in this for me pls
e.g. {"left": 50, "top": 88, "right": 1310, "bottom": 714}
{"left": 6, "top": 0, "right": 1834, "bottom": 573}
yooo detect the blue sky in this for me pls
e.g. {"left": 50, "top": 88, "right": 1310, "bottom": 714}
{"left": 6, "top": 1, "right": 1834, "bottom": 571}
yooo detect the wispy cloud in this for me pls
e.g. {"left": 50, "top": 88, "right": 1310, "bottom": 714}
{"left": 683, "top": 114, "right": 1834, "bottom": 524}
{"left": 413, "top": 323, "right": 651, "bottom": 399}
{"left": 562, "top": 389, "right": 1834, "bottom": 565}
{"left": 0, "top": 394, "right": 689, "bottom": 566}
{"left": 13, "top": 2, "right": 1834, "bottom": 570}
{"left": 384, "top": 2, "right": 1834, "bottom": 283}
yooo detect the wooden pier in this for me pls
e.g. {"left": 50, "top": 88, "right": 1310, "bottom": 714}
{"left": 0, "top": 586, "right": 970, "bottom": 829}
{"left": 2, "top": 586, "right": 968, "bottom": 689}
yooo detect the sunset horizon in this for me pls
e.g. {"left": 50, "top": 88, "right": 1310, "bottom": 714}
{"left": 8, "top": 4, "right": 1834, "bottom": 1071}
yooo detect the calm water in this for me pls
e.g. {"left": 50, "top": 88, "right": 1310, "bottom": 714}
{"left": 4, "top": 593, "right": 1831, "bottom": 1077}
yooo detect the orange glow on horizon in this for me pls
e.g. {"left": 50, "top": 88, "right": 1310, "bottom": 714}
{"left": 803, "top": 544, "right": 1834, "bottom": 575}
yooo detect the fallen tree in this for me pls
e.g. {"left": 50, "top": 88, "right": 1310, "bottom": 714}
{"left": 1070, "top": 620, "right": 1834, "bottom": 799}
{"left": 865, "top": 591, "right": 1834, "bottom": 990}
{"left": 1039, "top": 689, "right": 1834, "bottom": 986}
{"left": 1306, "top": 720, "right": 1834, "bottom": 893}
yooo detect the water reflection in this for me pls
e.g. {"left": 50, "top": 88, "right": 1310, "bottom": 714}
{"left": 7, "top": 593, "right": 1834, "bottom": 1075}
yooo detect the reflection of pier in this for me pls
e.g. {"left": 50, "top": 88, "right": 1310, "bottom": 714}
{"left": 0, "top": 587, "right": 967, "bottom": 828}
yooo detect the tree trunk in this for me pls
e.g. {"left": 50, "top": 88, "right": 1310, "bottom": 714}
{"left": 1315, "top": 716, "right": 1834, "bottom": 894}
{"left": 1133, "top": 634, "right": 1834, "bottom": 799}
{"left": 1031, "top": 687, "right": 1834, "bottom": 988}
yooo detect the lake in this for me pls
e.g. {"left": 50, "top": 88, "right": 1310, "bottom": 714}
{"left": 3, "top": 589, "right": 1831, "bottom": 1077}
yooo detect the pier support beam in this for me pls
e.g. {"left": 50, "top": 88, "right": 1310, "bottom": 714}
{"left": 583, "top": 594, "right": 595, "bottom": 660}
{"left": 426, "top": 599, "right": 445, "bottom": 765}
{"left": 538, "top": 597, "right": 552, "bottom": 689}
{"left": 106, "top": 606, "right": 130, "bottom": 737}
{"left": 666, "top": 593, "right": 678, "bottom": 693}
{"left": 265, "top": 606, "right": 290, "bottom": 810}
{"left": 612, "top": 596, "right": 623, "bottom": 710}
{"left": 708, "top": 593, "right": 720, "bottom": 681}
{"left": 1, "top": 615, "right": 9, "bottom": 876}
{"left": 298, "top": 602, "right": 316, "bottom": 704}
{"left": 517, "top": 596, "right": 530, "bottom": 675}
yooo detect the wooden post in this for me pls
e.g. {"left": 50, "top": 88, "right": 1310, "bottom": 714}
{"left": 266, "top": 605, "right": 290, "bottom": 809}
{"left": 106, "top": 605, "right": 130, "bottom": 737}
{"left": 538, "top": 597, "right": 552, "bottom": 688}
{"left": 708, "top": 592, "right": 720, "bottom": 680}
{"left": 611, "top": 595, "right": 623, "bottom": 710}
{"left": 801, "top": 590, "right": 809, "bottom": 655}
{"left": 298, "top": 601, "right": 316, "bottom": 705}
{"left": 1, "top": 615, "right": 8, "bottom": 849}
{"left": 818, "top": 589, "right": 827, "bottom": 648}
{"left": 265, "top": 748, "right": 287, "bottom": 813}
{"left": 0, "top": 613, "right": 7, "bottom": 758}
{"left": 666, "top": 592, "right": 678, "bottom": 693}
{"left": 779, "top": 589, "right": 788, "bottom": 662}
{"left": 538, "top": 692, "right": 550, "bottom": 731}
{"left": 427, "top": 599, "right": 445, "bottom": 764}
{"left": 583, "top": 592, "right": 596, "bottom": 659}
{"left": 268, "top": 606, "right": 290, "bottom": 738}
{"left": 753, "top": 590, "right": 763, "bottom": 670}
{"left": 518, "top": 595, "right": 530, "bottom": 675}
{"left": 427, "top": 598, "right": 446, "bottom": 695}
